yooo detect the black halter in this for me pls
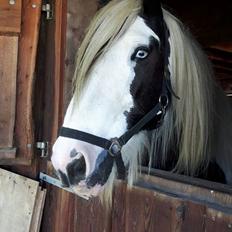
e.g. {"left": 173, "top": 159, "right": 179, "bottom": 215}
{"left": 59, "top": 22, "right": 173, "bottom": 188}
{"left": 59, "top": 92, "right": 169, "bottom": 187}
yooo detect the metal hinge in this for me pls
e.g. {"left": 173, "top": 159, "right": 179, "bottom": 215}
{"left": 36, "top": 141, "right": 49, "bottom": 158}
{"left": 42, "top": 3, "right": 53, "bottom": 20}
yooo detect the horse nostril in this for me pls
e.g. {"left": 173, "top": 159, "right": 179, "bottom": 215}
{"left": 70, "top": 148, "right": 83, "bottom": 158}
{"left": 66, "top": 155, "right": 86, "bottom": 185}
{"left": 57, "top": 170, "right": 70, "bottom": 187}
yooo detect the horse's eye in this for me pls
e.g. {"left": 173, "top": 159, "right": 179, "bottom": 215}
{"left": 135, "top": 49, "right": 149, "bottom": 59}
{"left": 131, "top": 47, "right": 150, "bottom": 61}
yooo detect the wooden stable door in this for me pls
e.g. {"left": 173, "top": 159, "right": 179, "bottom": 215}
{"left": 0, "top": 0, "right": 42, "bottom": 165}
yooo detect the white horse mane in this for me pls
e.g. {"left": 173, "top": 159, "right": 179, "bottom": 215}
{"left": 72, "top": 1, "right": 232, "bottom": 206}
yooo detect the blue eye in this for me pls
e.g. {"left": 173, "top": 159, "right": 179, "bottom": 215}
{"left": 131, "top": 47, "right": 150, "bottom": 61}
{"left": 135, "top": 49, "right": 149, "bottom": 59}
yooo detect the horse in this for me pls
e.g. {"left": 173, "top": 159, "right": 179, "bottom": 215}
{"left": 51, "top": 0, "right": 232, "bottom": 203}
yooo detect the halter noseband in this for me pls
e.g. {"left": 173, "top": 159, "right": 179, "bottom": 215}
{"left": 59, "top": 22, "right": 173, "bottom": 188}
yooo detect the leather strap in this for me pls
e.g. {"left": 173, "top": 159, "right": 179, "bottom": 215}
{"left": 59, "top": 101, "right": 164, "bottom": 152}
{"left": 59, "top": 127, "right": 112, "bottom": 150}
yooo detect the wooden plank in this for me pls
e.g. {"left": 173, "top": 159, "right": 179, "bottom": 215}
{"left": 75, "top": 195, "right": 111, "bottom": 232}
{"left": 32, "top": 0, "right": 67, "bottom": 156}
{"left": 0, "top": 0, "right": 22, "bottom": 34}
{"left": 0, "top": 168, "right": 39, "bottom": 232}
{"left": 125, "top": 185, "right": 190, "bottom": 232}
{"left": 0, "top": 35, "right": 18, "bottom": 149}
{"left": 29, "top": 187, "right": 46, "bottom": 232}
{"left": 12, "top": 0, "right": 42, "bottom": 165}
{"left": 51, "top": 0, "right": 67, "bottom": 144}
{"left": 124, "top": 183, "right": 232, "bottom": 232}
{"left": 125, "top": 187, "right": 156, "bottom": 232}
{"left": 0, "top": 0, "right": 42, "bottom": 165}
{"left": 141, "top": 167, "right": 232, "bottom": 195}
{"left": 53, "top": 189, "right": 76, "bottom": 232}
{"left": 40, "top": 184, "right": 111, "bottom": 232}
{"left": 180, "top": 201, "right": 206, "bottom": 232}
{"left": 0, "top": 148, "right": 16, "bottom": 159}
{"left": 0, "top": 157, "right": 31, "bottom": 165}
{"left": 39, "top": 185, "right": 76, "bottom": 232}
{"left": 139, "top": 170, "right": 232, "bottom": 209}
{"left": 112, "top": 181, "right": 127, "bottom": 232}
{"left": 151, "top": 192, "right": 186, "bottom": 232}
{"left": 205, "top": 208, "right": 232, "bottom": 232}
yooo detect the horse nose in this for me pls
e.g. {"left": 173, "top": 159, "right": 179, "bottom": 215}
{"left": 66, "top": 155, "right": 86, "bottom": 185}
{"left": 57, "top": 170, "right": 70, "bottom": 187}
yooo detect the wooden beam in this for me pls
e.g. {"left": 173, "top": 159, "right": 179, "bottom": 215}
{"left": 29, "top": 187, "right": 47, "bottom": 232}
{"left": 0, "top": 36, "right": 18, "bottom": 148}
{"left": 14, "top": 0, "right": 42, "bottom": 164}
{"left": 0, "top": 148, "right": 16, "bottom": 159}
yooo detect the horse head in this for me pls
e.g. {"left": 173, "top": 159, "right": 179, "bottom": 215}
{"left": 51, "top": 0, "right": 172, "bottom": 199}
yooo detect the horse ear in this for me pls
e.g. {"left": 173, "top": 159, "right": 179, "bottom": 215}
{"left": 142, "top": 0, "right": 163, "bottom": 18}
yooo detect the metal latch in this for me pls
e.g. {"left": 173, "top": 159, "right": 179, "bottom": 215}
{"left": 42, "top": 3, "right": 53, "bottom": 20}
{"left": 36, "top": 142, "right": 49, "bottom": 158}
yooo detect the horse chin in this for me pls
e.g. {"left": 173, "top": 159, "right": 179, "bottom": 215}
{"left": 71, "top": 180, "right": 103, "bottom": 200}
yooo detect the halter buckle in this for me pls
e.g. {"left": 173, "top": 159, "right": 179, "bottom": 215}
{"left": 155, "top": 95, "right": 169, "bottom": 128}
{"left": 109, "top": 138, "right": 122, "bottom": 157}
{"left": 159, "top": 94, "right": 169, "bottom": 113}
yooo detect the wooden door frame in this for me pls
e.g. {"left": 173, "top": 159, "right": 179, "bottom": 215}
{"left": 0, "top": 0, "right": 42, "bottom": 166}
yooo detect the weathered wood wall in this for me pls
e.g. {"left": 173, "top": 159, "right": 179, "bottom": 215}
{"left": 4, "top": 0, "right": 230, "bottom": 231}
{"left": 0, "top": 0, "right": 21, "bottom": 160}
{"left": 0, "top": 36, "right": 18, "bottom": 150}
{"left": 112, "top": 178, "right": 232, "bottom": 232}
{"left": 40, "top": 174, "right": 232, "bottom": 232}
{"left": 0, "top": 0, "right": 42, "bottom": 165}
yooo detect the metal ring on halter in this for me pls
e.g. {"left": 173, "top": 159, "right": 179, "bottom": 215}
{"left": 159, "top": 94, "right": 169, "bottom": 111}
{"left": 108, "top": 138, "right": 122, "bottom": 157}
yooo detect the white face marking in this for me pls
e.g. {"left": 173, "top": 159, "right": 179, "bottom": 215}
{"left": 51, "top": 16, "right": 160, "bottom": 197}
